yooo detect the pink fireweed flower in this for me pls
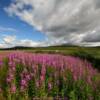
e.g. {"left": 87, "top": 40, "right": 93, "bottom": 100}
{"left": 40, "top": 75, "right": 45, "bottom": 82}
{"left": 6, "top": 74, "right": 14, "bottom": 83}
{"left": 48, "top": 83, "right": 52, "bottom": 90}
{"left": 11, "top": 66, "right": 16, "bottom": 72}
{"left": 41, "top": 66, "right": 46, "bottom": 76}
{"left": 6, "top": 77, "right": 12, "bottom": 83}
{"left": 10, "top": 84, "right": 16, "bottom": 93}
{"left": 9, "top": 74, "right": 14, "bottom": 79}
{"left": 87, "top": 75, "right": 92, "bottom": 85}
{"left": 21, "top": 79, "right": 27, "bottom": 87}
{"left": 26, "top": 74, "right": 31, "bottom": 81}
{"left": 8, "top": 61, "right": 15, "bottom": 67}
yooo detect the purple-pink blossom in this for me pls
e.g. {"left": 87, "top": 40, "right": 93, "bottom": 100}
{"left": 10, "top": 84, "right": 16, "bottom": 93}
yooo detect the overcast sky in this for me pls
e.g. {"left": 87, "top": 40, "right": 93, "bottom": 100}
{"left": 0, "top": 0, "right": 100, "bottom": 48}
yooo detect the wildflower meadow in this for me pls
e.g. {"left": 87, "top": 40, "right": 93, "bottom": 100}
{"left": 0, "top": 52, "right": 100, "bottom": 100}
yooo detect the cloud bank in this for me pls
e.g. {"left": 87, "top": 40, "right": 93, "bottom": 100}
{"left": 4, "top": 0, "right": 100, "bottom": 46}
{"left": 0, "top": 35, "right": 48, "bottom": 48}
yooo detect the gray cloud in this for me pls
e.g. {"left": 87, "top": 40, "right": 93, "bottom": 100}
{"left": 4, "top": 0, "right": 100, "bottom": 46}
{"left": 82, "top": 30, "right": 100, "bottom": 42}
{"left": 95, "top": 0, "right": 100, "bottom": 9}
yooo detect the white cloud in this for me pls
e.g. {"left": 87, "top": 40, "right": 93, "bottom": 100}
{"left": 16, "top": 39, "right": 41, "bottom": 47}
{"left": 3, "top": 35, "right": 16, "bottom": 44}
{"left": 0, "top": 26, "right": 16, "bottom": 32}
{"left": 4, "top": 0, "right": 100, "bottom": 46}
{"left": 80, "top": 42, "right": 100, "bottom": 47}
{"left": 0, "top": 43, "right": 6, "bottom": 48}
{"left": 0, "top": 35, "right": 48, "bottom": 48}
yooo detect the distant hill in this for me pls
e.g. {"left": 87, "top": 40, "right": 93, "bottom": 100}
{"left": 0, "top": 46, "right": 33, "bottom": 50}
{"left": 0, "top": 45, "right": 100, "bottom": 50}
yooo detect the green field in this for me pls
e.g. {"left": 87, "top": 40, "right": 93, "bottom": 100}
{"left": 24, "top": 46, "right": 100, "bottom": 58}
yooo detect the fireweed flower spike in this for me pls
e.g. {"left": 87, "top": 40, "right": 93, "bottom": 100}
{"left": 48, "top": 83, "right": 52, "bottom": 90}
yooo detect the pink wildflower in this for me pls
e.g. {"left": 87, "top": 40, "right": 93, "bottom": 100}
{"left": 10, "top": 84, "right": 16, "bottom": 93}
